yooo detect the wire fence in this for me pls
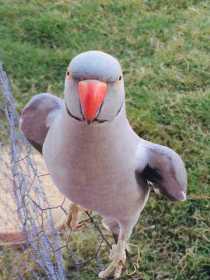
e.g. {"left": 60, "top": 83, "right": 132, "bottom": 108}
{"left": 0, "top": 65, "right": 112, "bottom": 279}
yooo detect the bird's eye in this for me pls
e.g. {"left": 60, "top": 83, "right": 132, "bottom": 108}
{"left": 66, "top": 71, "right": 70, "bottom": 76}
{"left": 118, "top": 75, "right": 122, "bottom": 81}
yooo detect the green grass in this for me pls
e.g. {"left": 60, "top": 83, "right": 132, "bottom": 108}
{"left": 0, "top": 0, "right": 210, "bottom": 279}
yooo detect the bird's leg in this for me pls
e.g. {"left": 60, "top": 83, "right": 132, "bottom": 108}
{"left": 102, "top": 218, "right": 120, "bottom": 243}
{"left": 64, "top": 203, "right": 83, "bottom": 230}
{"left": 65, "top": 203, "right": 92, "bottom": 230}
{"left": 99, "top": 225, "right": 130, "bottom": 279}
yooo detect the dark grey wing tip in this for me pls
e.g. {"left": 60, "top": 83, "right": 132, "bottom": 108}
{"left": 141, "top": 164, "right": 162, "bottom": 184}
{"left": 27, "top": 139, "right": 42, "bottom": 154}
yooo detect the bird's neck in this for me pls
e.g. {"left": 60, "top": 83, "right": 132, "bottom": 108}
{"left": 61, "top": 104, "right": 137, "bottom": 147}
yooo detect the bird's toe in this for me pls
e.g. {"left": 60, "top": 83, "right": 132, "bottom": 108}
{"left": 98, "top": 241, "right": 126, "bottom": 279}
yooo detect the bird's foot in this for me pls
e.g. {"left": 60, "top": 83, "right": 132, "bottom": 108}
{"left": 99, "top": 240, "right": 127, "bottom": 279}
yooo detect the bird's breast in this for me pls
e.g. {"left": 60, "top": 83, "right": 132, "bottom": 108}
{"left": 46, "top": 142, "right": 136, "bottom": 212}
{"left": 43, "top": 113, "right": 147, "bottom": 218}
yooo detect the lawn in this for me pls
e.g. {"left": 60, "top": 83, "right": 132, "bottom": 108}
{"left": 0, "top": 0, "right": 210, "bottom": 279}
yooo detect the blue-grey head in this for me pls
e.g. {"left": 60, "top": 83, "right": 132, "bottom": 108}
{"left": 64, "top": 51, "right": 124, "bottom": 124}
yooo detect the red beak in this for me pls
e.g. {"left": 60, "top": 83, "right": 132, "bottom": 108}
{"left": 78, "top": 80, "right": 107, "bottom": 122}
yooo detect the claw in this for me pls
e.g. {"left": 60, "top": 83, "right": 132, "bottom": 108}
{"left": 114, "top": 260, "right": 124, "bottom": 279}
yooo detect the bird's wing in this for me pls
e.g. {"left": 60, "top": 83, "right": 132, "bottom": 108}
{"left": 135, "top": 140, "right": 187, "bottom": 201}
{"left": 19, "top": 93, "right": 63, "bottom": 153}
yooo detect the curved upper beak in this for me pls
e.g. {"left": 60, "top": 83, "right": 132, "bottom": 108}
{"left": 78, "top": 80, "right": 107, "bottom": 123}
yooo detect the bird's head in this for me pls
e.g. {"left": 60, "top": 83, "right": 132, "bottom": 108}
{"left": 64, "top": 51, "right": 124, "bottom": 124}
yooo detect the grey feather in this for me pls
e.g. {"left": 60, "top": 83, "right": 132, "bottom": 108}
{"left": 19, "top": 93, "right": 63, "bottom": 153}
{"left": 69, "top": 51, "right": 122, "bottom": 82}
{"left": 136, "top": 141, "right": 187, "bottom": 201}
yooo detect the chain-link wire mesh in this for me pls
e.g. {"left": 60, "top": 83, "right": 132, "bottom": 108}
{"left": 0, "top": 65, "right": 114, "bottom": 280}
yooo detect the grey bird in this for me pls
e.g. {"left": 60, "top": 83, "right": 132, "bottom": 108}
{"left": 20, "top": 50, "right": 187, "bottom": 279}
